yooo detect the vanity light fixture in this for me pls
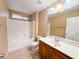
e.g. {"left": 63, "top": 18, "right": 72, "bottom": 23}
{"left": 9, "top": 9, "right": 29, "bottom": 21}
{"left": 56, "top": 0, "right": 65, "bottom": 12}
{"left": 12, "top": 13, "right": 29, "bottom": 20}
{"left": 56, "top": 3, "right": 64, "bottom": 12}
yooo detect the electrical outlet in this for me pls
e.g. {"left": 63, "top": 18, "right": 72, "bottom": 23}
{"left": 0, "top": 53, "right": 4, "bottom": 59}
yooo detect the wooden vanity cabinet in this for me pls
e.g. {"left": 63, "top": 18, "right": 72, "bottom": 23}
{"left": 39, "top": 41, "right": 72, "bottom": 59}
{"left": 39, "top": 41, "right": 50, "bottom": 59}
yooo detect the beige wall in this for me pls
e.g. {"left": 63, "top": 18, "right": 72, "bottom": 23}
{"left": 0, "top": 18, "right": 7, "bottom": 54}
{"left": 30, "top": 12, "right": 39, "bottom": 37}
{"left": 50, "top": 9, "right": 79, "bottom": 37}
{"left": 31, "top": 9, "right": 48, "bottom": 37}
{"left": 0, "top": 0, "right": 8, "bottom": 15}
{"left": 0, "top": 0, "right": 8, "bottom": 56}
{"left": 38, "top": 10, "right": 48, "bottom": 37}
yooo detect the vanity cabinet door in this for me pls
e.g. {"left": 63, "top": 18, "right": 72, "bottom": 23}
{"left": 39, "top": 41, "right": 49, "bottom": 59}
{"left": 50, "top": 48, "right": 72, "bottom": 59}
{"left": 54, "top": 50, "right": 63, "bottom": 59}
{"left": 50, "top": 48, "right": 56, "bottom": 59}
{"left": 50, "top": 48, "right": 62, "bottom": 59}
{"left": 54, "top": 49, "right": 72, "bottom": 59}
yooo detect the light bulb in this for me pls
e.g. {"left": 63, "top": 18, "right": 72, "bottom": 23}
{"left": 56, "top": 3, "right": 64, "bottom": 12}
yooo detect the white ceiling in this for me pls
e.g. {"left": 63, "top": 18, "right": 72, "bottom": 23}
{"left": 7, "top": 0, "right": 57, "bottom": 15}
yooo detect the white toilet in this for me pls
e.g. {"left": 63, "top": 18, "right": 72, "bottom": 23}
{"left": 31, "top": 36, "right": 42, "bottom": 53}
{"left": 32, "top": 42, "right": 39, "bottom": 52}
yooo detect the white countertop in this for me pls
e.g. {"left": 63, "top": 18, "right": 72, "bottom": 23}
{"left": 39, "top": 36, "right": 79, "bottom": 59}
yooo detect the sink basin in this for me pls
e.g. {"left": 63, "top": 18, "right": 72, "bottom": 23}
{"left": 42, "top": 36, "right": 62, "bottom": 47}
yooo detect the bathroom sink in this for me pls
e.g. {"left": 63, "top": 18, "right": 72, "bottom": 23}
{"left": 41, "top": 36, "right": 62, "bottom": 47}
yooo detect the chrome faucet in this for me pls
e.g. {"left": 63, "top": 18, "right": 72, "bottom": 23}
{"left": 54, "top": 37, "right": 61, "bottom": 46}
{"left": 55, "top": 37, "right": 60, "bottom": 43}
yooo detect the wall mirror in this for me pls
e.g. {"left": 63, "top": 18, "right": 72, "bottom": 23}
{"left": 48, "top": 11, "right": 79, "bottom": 43}
{"left": 48, "top": 15, "right": 79, "bottom": 43}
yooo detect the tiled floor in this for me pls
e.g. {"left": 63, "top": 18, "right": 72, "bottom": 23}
{"left": 7, "top": 47, "right": 41, "bottom": 59}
